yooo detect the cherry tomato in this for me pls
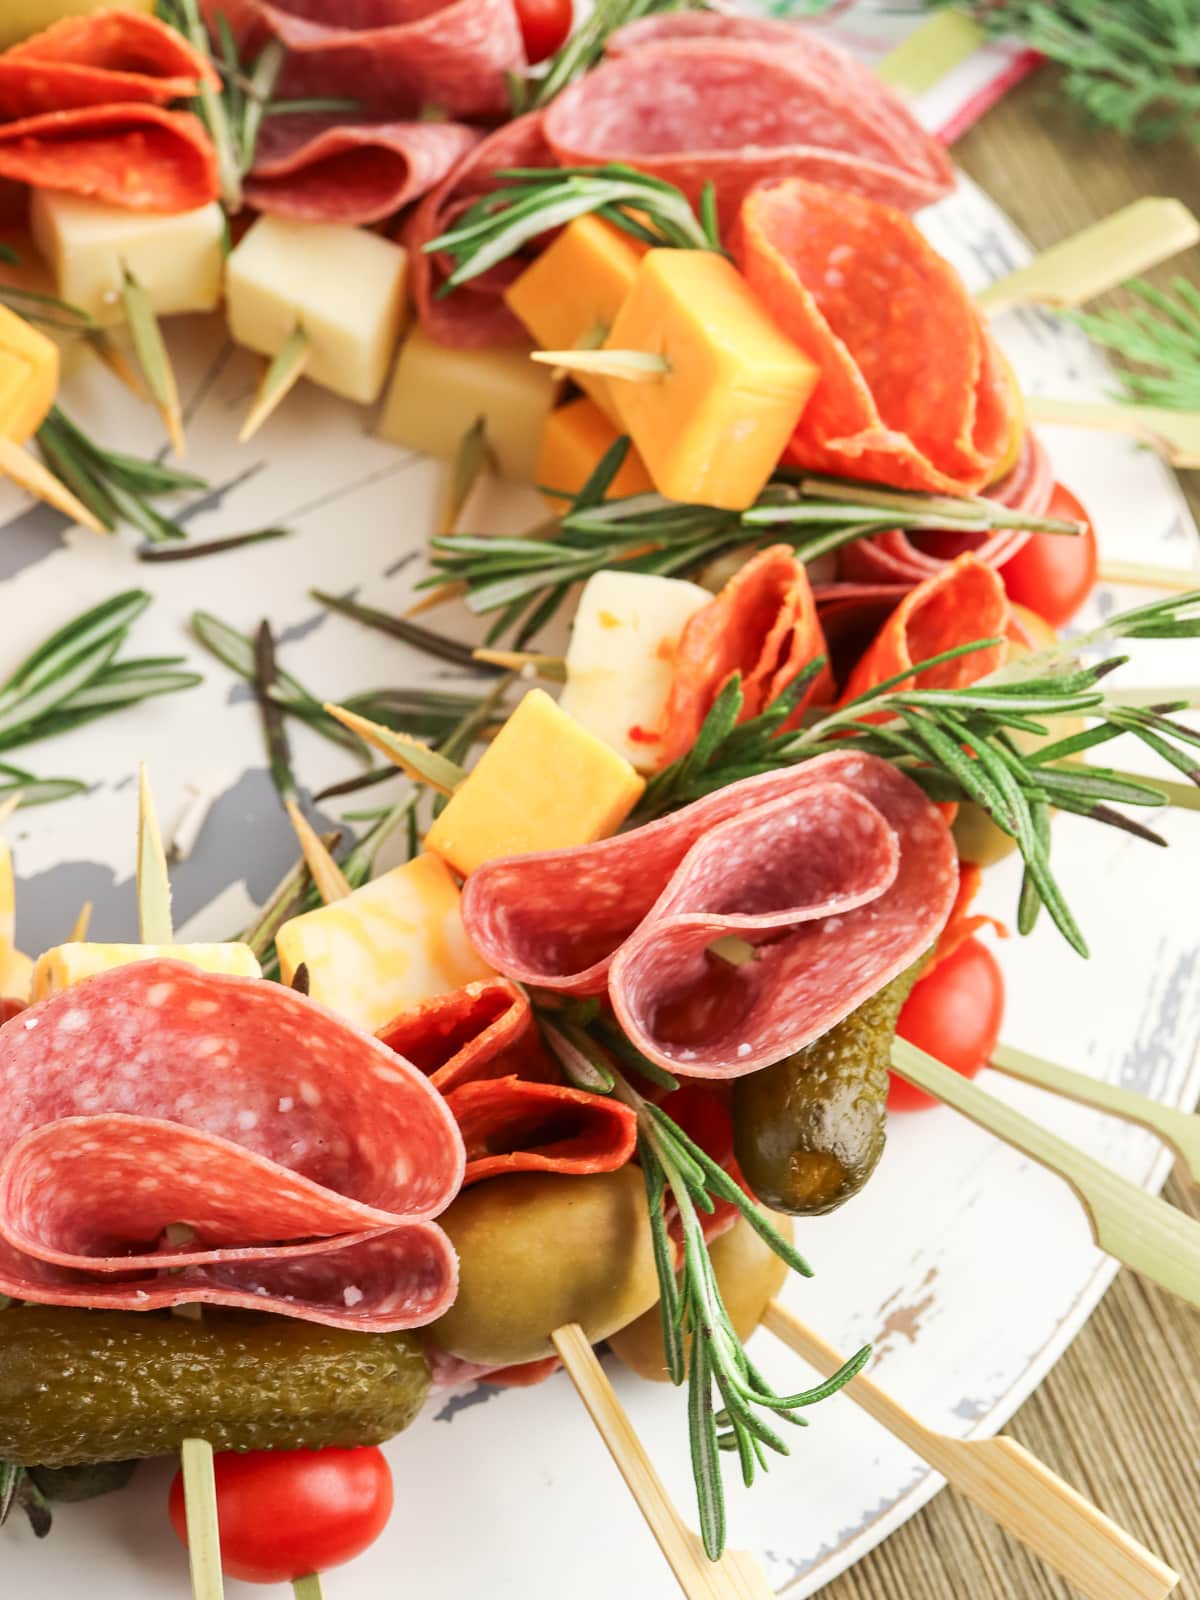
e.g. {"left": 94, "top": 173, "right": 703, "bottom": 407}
{"left": 515, "top": 0, "right": 573, "bottom": 63}
{"left": 168, "top": 1447, "right": 392, "bottom": 1584}
{"left": 999, "top": 483, "right": 1098, "bottom": 627}
{"left": 890, "top": 937, "right": 1005, "bottom": 1112}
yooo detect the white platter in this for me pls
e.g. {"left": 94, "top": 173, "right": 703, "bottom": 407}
{"left": 2, "top": 171, "right": 1199, "bottom": 1600}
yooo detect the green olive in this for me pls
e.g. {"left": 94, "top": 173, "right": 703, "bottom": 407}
{"left": 607, "top": 1213, "right": 791, "bottom": 1383}
{"left": 427, "top": 1168, "right": 660, "bottom": 1366}
{"left": 732, "top": 965, "right": 920, "bottom": 1216}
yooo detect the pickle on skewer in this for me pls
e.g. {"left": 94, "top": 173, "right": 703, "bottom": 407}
{"left": 0, "top": 1308, "right": 429, "bottom": 1467}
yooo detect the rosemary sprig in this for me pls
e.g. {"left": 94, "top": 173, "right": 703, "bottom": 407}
{"left": 36, "top": 407, "right": 205, "bottom": 543}
{"left": 138, "top": 527, "right": 290, "bottom": 562}
{"left": 254, "top": 620, "right": 296, "bottom": 803}
{"left": 635, "top": 591, "right": 1200, "bottom": 956}
{"left": 310, "top": 589, "right": 502, "bottom": 673}
{"left": 422, "top": 444, "right": 1084, "bottom": 645}
{"left": 511, "top": 0, "right": 697, "bottom": 112}
{"left": 1070, "top": 276, "right": 1200, "bottom": 410}
{"left": 425, "top": 164, "right": 719, "bottom": 291}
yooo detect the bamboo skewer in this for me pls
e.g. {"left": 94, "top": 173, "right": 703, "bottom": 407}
{"left": 530, "top": 348, "right": 670, "bottom": 382}
{"left": 240, "top": 327, "right": 311, "bottom": 443}
{"left": 66, "top": 900, "right": 93, "bottom": 943}
{"left": 284, "top": 798, "right": 352, "bottom": 903}
{"left": 891, "top": 1038, "right": 1200, "bottom": 1309}
{"left": 1098, "top": 559, "right": 1200, "bottom": 592}
{"left": 551, "top": 1325, "right": 775, "bottom": 1600}
{"left": 1023, "top": 397, "right": 1200, "bottom": 468}
{"left": 137, "top": 766, "right": 174, "bottom": 944}
{"left": 761, "top": 1303, "right": 1179, "bottom": 1600}
{"left": 0, "top": 436, "right": 105, "bottom": 532}
{"left": 179, "top": 1439, "right": 224, "bottom": 1600}
{"left": 991, "top": 1042, "right": 1200, "bottom": 1185}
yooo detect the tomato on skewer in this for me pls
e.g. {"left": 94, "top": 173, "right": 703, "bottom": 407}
{"left": 890, "top": 937, "right": 1006, "bottom": 1112}
{"left": 1000, "top": 483, "right": 1098, "bottom": 627}
{"left": 515, "top": 0, "right": 573, "bottom": 63}
{"left": 168, "top": 1446, "right": 393, "bottom": 1586}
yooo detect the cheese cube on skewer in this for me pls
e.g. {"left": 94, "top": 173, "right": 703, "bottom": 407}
{"left": 0, "top": 303, "right": 57, "bottom": 443}
{"left": 558, "top": 571, "right": 711, "bottom": 770}
{"left": 226, "top": 215, "right": 407, "bottom": 405}
{"left": 32, "top": 941, "right": 262, "bottom": 1000}
{"left": 378, "top": 325, "right": 560, "bottom": 482}
{"left": 538, "top": 397, "right": 654, "bottom": 510}
{"left": 425, "top": 690, "right": 645, "bottom": 877}
{"left": 30, "top": 192, "right": 224, "bottom": 326}
{"left": 276, "top": 854, "right": 492, "bottom": 1034}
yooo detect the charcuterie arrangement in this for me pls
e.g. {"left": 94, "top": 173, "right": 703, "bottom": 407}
{"left": 0, "top": 3, "right": 1198, "bottom": 1598}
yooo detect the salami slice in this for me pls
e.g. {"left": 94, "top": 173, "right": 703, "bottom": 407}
{"left": 245, "top": 116, "right": 480, "bottom": 225}
{"left": 405, "top": 111, "right": 551, "bottom": 347}
{"left": 838, "top": 553, "right": 1011, "bottom": 705}
{"left": 544, "top": 22, "right": 952, "bottom": 230}
{"left": 0, "top": 961, "right": 464, "bottom": 1330}
{"left": 0, "top": 105, "right": 219, "bottom": 211}
{"left": 0, "top": 12, "right": 217, "bottom": 117}
{"left": 737, "top": 179, "right": 1013, "bottom": 495}
{"left": 658, "top": 546, "right": 832, "bottom": 768}
{"left": 255, "top": 0, "right": 526, "bottom": 120}
{"left": 462, "top": 753, "right": 958, "bottom": 1076}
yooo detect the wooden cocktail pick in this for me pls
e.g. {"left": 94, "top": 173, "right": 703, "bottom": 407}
{"left": 762, "top": 1303, "right": 1179, "bottom": 1600}
{"left": 0, "top": 436, "right": 105, "bottom": 532}
{"left": 1023, "top": 397, "right": 1200, "bottom": 469}
{"left": 1098, "top": 559, "right": 1200, "bottom": 593}
{"left": 240, "top": 327, "right": 311, "bottom": 443}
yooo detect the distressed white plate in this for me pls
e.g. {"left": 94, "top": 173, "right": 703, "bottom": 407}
{"left": 2, "top": 173, "right": 1199, "bottom": 1600}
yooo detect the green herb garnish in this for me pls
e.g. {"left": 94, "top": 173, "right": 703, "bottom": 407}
{"left": 1070, "top": 276, "right": 1200, "bottom": 410}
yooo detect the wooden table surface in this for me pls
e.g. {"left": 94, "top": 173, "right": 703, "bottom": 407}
{"left": 823, "top": 65, "right": 1200, "bottom": 1600}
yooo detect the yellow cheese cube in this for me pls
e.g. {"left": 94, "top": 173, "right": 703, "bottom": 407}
{"left": 538, "top": 397, "right": 654, "bottom": 510}
{"left": 605, "top": 250, "right": 820, "bottom": 510}
{"left": 32, "top": 941, "right": 262, "bottom": 1001}
{"left": 2, "top": 948, "right": 33, "bottom": 1003}
{"left": 504, "top": 217, "right": 645, "bottom": 422}
{"left": 226, "top": 215, "right": 407, "bottom": 405}
{"left": 0, "top": 0, "right": 154, "bottom": 49}
{"left": 379, "top": 324, "right": 560, "bottom": 482}
{"left": 0, "top": 835, "right": 13, "bottom": 959}
{"left": 0, "top": 303, "right": 58, "bottom": 443}
{"left": 425, "top": 689, "right": 645, "bottom": 877}
{"left": 30, "top": 191, "right": 224, "bottom": 327}
{"left": 558, "top": 571, "right": 711, "bottom": 770}
{"left": 275, "top": 853, "right": 492, "bottom": 1034}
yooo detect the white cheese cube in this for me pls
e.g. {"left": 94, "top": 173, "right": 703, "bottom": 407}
{"left": 30, "top": 192, "right": 224, "bottom": 326}
{"left": 275, "top": 854, "right": 494, "bottom": 1034}
{"left": 225, "top": 215, "right": 407, "bottom": 405}
{"left": 378, "top": 324, "right": 560, "bottom": 482}
{"left": 558, "top": 571, "right": 711, "bottom": 770}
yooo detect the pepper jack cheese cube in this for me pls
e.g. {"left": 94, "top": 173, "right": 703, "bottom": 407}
{"left": 0, "top": 303, "right": 58, "bottom": 443}
{"left": 538, "top": 397, "right": 654, "bottom": 510}
{"left": 504, "top": 216, "right": 646, "bottom": 423}
{"left": 379, "top": 324, "right": 560, "bottom": 483}
{"left": 605, "top": 250, "right": 820, "bottom": 510}
{"left": 558, "top": 571, "right": 711, "bottom": 770}
{"left": 226, "top": 215, "right": 407, "bottom": 405}
{"left": 30, "top": 191, "right": 224, "bottom": 327}
{"left": 425, "top": 690, "right": 645, "bottom": 877}
{"left": 276, "top": 853, "right": 492, "bottom": 1034}
{"left": 32, "top": 941, "right": 262, "bottom": 1001}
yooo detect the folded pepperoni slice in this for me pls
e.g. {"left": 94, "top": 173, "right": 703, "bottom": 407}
{"left": 462, "top": 753, "right": 958, "bottom": 1076}
{"left": 245, "top": 116, "right": 480, "bottom": 225}
{"left": 0, "top": 11, "right": 217, "bottom": 116}
{"left": 0, "top": 105, "right": 219, "bottom": 211}
{"left": 0, "top": 961, "right": 464, "bottom": 1330}
{"left": 658, "top": 546, "right": 833, "bottom": 768}
{"left": 737, "top": 179, "right": 1013, "bottom": 495}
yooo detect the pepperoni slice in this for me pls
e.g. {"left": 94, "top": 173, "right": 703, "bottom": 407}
{"left": 0, "top": 961, "right": 464, "bottom": 1330}
{"left": 0, "top": 11, "right": 217, "bottom": 116}
{"left": 0, "top": 105, "right": 219, "bottom": 211}
{"left": 658, "top": 546, "right": 832, "bottom": 768}
{"left": 462, "top": 753, "right": 958, "bottom": 1076}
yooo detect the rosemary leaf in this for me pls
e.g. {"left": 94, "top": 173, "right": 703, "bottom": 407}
{"left": 121, "top": 268, "right": 184, "bottom": 454}
{"left": 311, "top": 588, "right": 499, "bottom": 672}
{"left": 139, "top": 527, "right": 290, "bottom": 563}
{"left": 254, "top": 620, "right": 297, "bottom": 803}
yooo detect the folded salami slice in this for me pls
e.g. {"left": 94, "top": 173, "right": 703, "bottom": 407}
{"left": 0, "top": 961, "right": 464, "bottom": 1330}
{"left": 544, "top": 19, "right": 952, "bottom": 229}
{"left": 838, "top": 553, "right": 1011, "bottom": 705}
{"left": 406, "top": 111, "right": 551, "bottom": 347}
{"left": 463, "top": 753, "right": 957, "bottom": 1076}
{"left": 246, "top": 115, "right": 479, "bottom": 224}
{"left": 659, "top": 546, "right": 832, "bottom": 768}
{"left": 0, "top": 11, "right": 217, "bottom": 117}
{"left": 737, "top": 179, "right": 1013, "bottom": 495}
{"left": 255, "top": 0, "right": 526, "bottom": 120}
{"left": 0, "top": 104, "right": 219, "bottom": 211}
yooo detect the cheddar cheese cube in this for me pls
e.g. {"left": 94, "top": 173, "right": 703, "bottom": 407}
{"left": 0, "top": 1, "right": 155, "bottom": 50}
{"left": 32, "top": 941, "right": 262, "bottom": 1001}
{"left": 0, "top": 303, "right": 58, "bottom": 443}
{"left": 538, "top": 397, "right": 654, "bottom": 510}
{"left": 275, "top": 853, "right": 492, "bottom": 1033}
{"left": 379, "top": 324, "right": 560, "bottom": 483}
{"left": 30, "top": 192, "right": 224, "bottom": 327}
{"left": 558, "top": 571, "right": 711, "bottom": 770}
{"left": 226, "top": 215, "right": 407, "bottom": 405}
{"left": 605, "top": 250, "right": 820, "bottom": 510}
{"left": 504, "top": 216, "right": 646, "bottom": 422}
{"left": 425, "top": 689, "right": 645, "bottom": 876}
